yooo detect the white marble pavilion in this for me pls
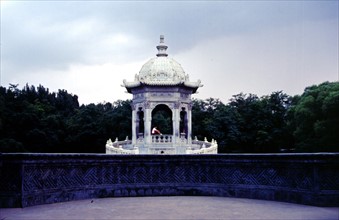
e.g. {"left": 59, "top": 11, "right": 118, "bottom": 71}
{"left": 106, "top": 35, "right": 217, "bottom": 154}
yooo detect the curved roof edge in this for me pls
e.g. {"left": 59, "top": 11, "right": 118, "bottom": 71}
{"left": 123, "top": 79, "right": 202, "bottom": 93}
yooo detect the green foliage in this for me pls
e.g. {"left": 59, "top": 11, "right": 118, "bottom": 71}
{"left": 1, "top": 81, "right": 338, "bottom": 153}
{"left": 192, "top": 92, "right": 292, "bottom": 153}
{"left": 0, "top": 84, "right": 131, "bottom": 153}
{"left": 152, "top": 111, "right": 172, "bottom": 134}
{"left": 289, "top": 81, "right": 339, "bottom": 152}
{"left": 152, "top": 104, "right": 172, "bottom": 134}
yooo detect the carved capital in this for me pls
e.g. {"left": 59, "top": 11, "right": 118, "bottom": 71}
{"left": 144, "top": 101, "right": 151, "bottom": 109}
{"left": 174, "top": 101, "right": 181, "bottom": 109}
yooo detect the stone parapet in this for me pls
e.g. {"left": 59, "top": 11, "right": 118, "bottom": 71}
{"left": 106, "top": 137, "right": 218, "bottom": 154}
{"left": 0, "top": 153, "right": 338, "bottom": 207}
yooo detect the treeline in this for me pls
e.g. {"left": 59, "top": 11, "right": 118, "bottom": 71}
{"left": 0, "top": 81, "right": 338, "bottom": 153}
{"left": 0, "top": 84, "right": 131, "bottom": 153}
{"left": 192, "top": 81, "right": 339, "bottom": 153}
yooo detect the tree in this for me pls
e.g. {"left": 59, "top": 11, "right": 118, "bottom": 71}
{"left": 192, "top": 98, "right": 222, "bottom": 141}
{"left": 256, "top": 91, "right": 292, "bottom": 152}
{"left": 289, "top": 82, "right": 339, "bottom": 152}
{"left": 203, "top": 92, "right": 292, "bottom": 153}
{"left": 1, "top": 81, "right": 337, "bottom": 153}
{"left": 0, "top": 84, "right": 80, "bottom": 153}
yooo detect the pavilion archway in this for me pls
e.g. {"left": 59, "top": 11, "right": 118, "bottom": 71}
{"left": 151, "top": 104, "right": 173, "bottom": 135}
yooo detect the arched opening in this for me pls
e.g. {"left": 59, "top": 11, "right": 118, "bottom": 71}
{"left": 137, "top": 107, "right": 144, "bottom": 137}
{"left": 180, "top": 107, "right": 188, "bottom": 139}
{"left": 151, "top": 104, "right": 173, "bottom": 135}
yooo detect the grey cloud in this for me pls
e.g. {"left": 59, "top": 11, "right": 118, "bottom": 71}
{"left": 1, "top": 1, "right": 337, "bottom": 86}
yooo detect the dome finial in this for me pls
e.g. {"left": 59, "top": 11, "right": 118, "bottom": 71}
{"left": 156, "top": 35, "right": 168, "bottom": 57}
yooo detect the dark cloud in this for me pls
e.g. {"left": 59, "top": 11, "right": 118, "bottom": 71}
{"left": 2, "top": 1, "right": 337, "bottom": 71}
{"left": 1, "top": 1, "right": 337, "bottom": 103}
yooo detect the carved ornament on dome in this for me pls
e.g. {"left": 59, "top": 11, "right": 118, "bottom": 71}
{"left": 123, "top": 36, "right": 202, "bottom": 93}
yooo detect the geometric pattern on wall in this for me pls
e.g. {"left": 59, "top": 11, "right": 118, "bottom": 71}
{"left": 22, "top": 162, "right": 318, "bottom": 194}
{"left": 2, "top": 154, "right": 339, "bottom": 208}
{"left": 319, "top": 168, "right": 339, "bottom": 190}
{"left": 23, "top": 165, "right": 101, "bottom": 192}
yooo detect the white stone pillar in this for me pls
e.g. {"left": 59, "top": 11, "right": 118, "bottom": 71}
{"left": 144, "top": 106, "right": 152, "bottom": 145}
{"left": 172, "top": 103, "right": 180, "bottom": 144}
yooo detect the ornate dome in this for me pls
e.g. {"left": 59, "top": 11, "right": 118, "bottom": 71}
{"left": 123, "top": 35, "right": 202, "bottom": 92}
{"left": 138, "top": 35, "right": 186, "bottom": 85}
{"left": 138, "top": 56, "right": 186, "bottom": 85}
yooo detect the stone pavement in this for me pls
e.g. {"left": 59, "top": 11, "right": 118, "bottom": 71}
{"left": 1, "top": 196, "right": 338, "bottom": 220}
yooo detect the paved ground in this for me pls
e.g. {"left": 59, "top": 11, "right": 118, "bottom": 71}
{"left": 1, "top": 196, "right": 338, "bottom": 220}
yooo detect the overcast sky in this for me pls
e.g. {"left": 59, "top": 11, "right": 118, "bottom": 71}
{"left": 1, "top": 1, "right": 338, "bottom": 104}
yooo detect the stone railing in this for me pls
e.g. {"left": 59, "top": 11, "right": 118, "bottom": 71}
{"left": 106, "top": 145, "right": 138, "bottom": 154}
{"left": 105, "top": 138, "right": 136, "bottom": 154}
{"left": 1, "top": 153, "right": 338, "bottom": 208}
{"left": 106, "top": 138, "right": 132, "bottom": 148}
{"left": 105, "top": 136, "right": 218, "bottom": 154}
{"left": 151, "top": 135, "right": 172, "bottom": 143}
{"left": 189, "top": 138, "right": 218, "bottom": 154}
{"left": 192, "top": 139, "right": 210, "bottom": 146}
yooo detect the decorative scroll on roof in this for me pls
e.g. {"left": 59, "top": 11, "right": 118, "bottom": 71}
{"left": 123, "top": 35, "right": 202, "bottom": 92}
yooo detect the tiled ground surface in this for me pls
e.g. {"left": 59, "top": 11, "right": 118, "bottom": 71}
{"left": 1, "top": 196, "right": 338, "bottom": 220}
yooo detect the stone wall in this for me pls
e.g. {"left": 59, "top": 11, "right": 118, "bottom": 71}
{"left": 1, "top": 153, "right": 338, "bottom": 208}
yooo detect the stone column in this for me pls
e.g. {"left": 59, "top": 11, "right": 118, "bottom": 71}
{"left": 144, "top": 102, "right": 152, "bottom": 145}
{"left": 172, "top": 112, "right": 176, "bottom": 144}
{"left": 172, "top": 102, "right": 180, "bottom": 144}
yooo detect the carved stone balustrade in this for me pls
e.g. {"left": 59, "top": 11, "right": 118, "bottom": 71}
{"left": 152, "top": 135, "right": 172, "bottom": 143}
